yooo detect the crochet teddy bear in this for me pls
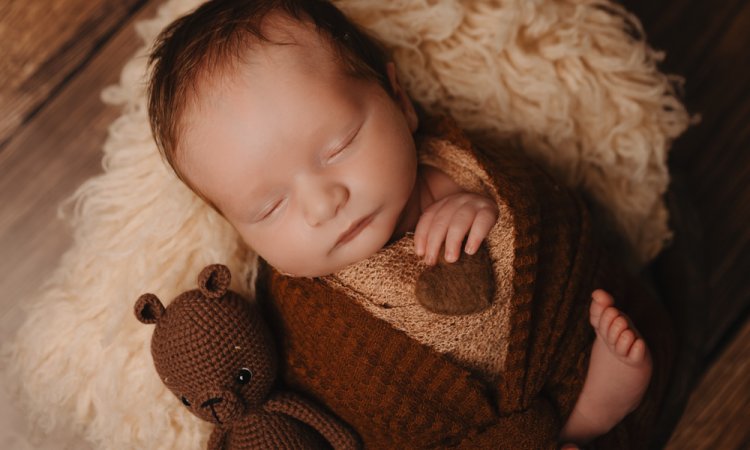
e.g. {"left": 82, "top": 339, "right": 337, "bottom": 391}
{"left": 134, "top": 263, "right": 360, "bottom": 450}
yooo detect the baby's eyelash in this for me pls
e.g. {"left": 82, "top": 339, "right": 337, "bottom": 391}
{"left": 326, "top": 145, "right": 347, "bottom": 160}
{"left": 258, "top": 199, "right": 284, "bottom": 220}
{"left": 326, "top": 125, "right": 361, "bottom": 162}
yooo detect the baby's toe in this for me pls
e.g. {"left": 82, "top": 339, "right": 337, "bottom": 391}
{"left": 592, "top": 289, "right": 614, "bottom": 304}
{"left": 615, "top": 329, "right": 636, "bottom": 356}
{"left": 607, "top": 315, "right": 629, "bottom": 346}
{"left": 590, "top": 290, "right": 614, "bottom": 325}
{"left": 591, "top": 289, "right": 615, "bottom": 311}
{"left": 628, "top": 340, "right": 647, "bottom": 364}
{"left": 597, "top": 305, "right": 620, "bottom": 335}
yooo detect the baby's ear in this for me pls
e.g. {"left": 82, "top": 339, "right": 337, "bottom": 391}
{"left": 134, "top": 293, "right": 166, "bottom": 324}
{"left": 197, "top": 264, "right": 231, "bottom": 299}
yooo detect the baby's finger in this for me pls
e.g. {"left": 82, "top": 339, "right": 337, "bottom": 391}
{"left": 423, "top": 229, "right": 449, "bottom": 265}
{"left": 443, "top": 205, "right": 476, "bottom": 262}
{"left": 464, "top": 206, "right": 497, "bottom": 254}
{"left": 413, "top": 205, "right": 439, "bottom": 257}
{"left": 423, "top": 226, "right": 450, "bottom": 266}
{"left": 423, "top": 204, "right": 460, "bottom": 265}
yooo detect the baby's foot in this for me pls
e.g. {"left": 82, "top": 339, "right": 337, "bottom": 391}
{"left": 586, "top": 291, "right": 652, "bottom": 425}
{"left": 589, "top": 290, "right": 651, "bottom": 370}
{"left": 560, "top": 290, "right": 652, "bottom": 443}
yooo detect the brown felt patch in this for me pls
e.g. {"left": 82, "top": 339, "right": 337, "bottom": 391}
{"left": 415, "top": 244, "right": 494, "bottom": 315}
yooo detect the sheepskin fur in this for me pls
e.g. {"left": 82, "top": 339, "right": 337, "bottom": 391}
{"left": 2, "top": 0, "right": 690, "bottom": 448}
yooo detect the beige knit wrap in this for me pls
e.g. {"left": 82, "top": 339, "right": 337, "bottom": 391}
{"left": 324, "top": 133, "right": 516, "bottom": 378}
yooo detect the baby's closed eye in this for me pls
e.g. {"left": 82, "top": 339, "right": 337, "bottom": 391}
{"left": 323, "top": 123, "right": 361, "bottom": 164}
{"left": 255, "top": 197, "right": 287, "bottom": 222}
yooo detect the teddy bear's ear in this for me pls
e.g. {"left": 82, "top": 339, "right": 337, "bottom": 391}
{"left": 134, "top": 293, "right": 166, "bottom": 324}
{"left": 197, "top": 264, "right": 231, "bottom": 299}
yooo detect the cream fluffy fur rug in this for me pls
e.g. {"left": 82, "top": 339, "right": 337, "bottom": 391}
{"left": 3, "top": 0, "right": 690, "bottom": 448}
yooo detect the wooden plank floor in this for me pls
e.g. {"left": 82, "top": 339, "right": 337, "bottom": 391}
{"left": 665, "top": 317, "right": 750, "bottom": 450}
{"left": 0, "top": 1, "right": 161, "bottom": 326}
{"left": 0, "top": 1, "right": 146, "bottom": 148}
{"left": 0, "top": 0, "right": 748, "bottom": 448}
{"left": 0, "top": 1, "right": 159, "bottom": 449}
{"left": 626, "top": 0, "right": 750, "bottom": 357}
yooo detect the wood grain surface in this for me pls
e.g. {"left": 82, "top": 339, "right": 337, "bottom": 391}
{"left": 0, "top": 0, "right": 146, "bottom": 149}
{"left": 665, "top": 318, "right": 750, "bottom": 449}
{"left": 0, "top": 2, "right": 158, "bottom": 446}
{"left": 0, "top": 0, "right": 158, "bottom": 326}
{"left": 625, "top": 0, "right": 750, "bottom": 357}
{"left": 625, "top": 2, "right": 750, "bottom": 447}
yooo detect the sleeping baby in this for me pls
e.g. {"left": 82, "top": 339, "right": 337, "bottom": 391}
{"left": 147, "top": 0, "right": 670, "bottom": 448}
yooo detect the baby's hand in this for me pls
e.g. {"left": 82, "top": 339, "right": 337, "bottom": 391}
{"left": 414, "top": 192, "right": 498, "bottom": 265}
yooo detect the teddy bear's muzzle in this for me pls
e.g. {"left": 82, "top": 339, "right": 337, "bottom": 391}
{"left": 199, "top": 389, "right": 244, "bottom": 424}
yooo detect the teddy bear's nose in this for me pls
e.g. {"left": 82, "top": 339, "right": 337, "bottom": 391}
{"left": 201, "top": 397, "right": 223, "bottom": 408}
{"left": 198, "top": 389, "right": 244, "bottom": 424}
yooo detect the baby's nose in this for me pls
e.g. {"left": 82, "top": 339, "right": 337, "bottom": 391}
{"left": 301, "top": 179, "right": 348, "bottom": 226}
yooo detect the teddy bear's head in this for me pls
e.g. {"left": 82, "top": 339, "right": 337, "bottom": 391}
{"left": 135, "top": 264, "right": 277, "bottom": 425}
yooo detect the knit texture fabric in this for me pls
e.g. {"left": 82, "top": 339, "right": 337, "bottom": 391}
{"left": 135, "top": 264, "right": 359, "bottom": 450}
{"left": 257, "top": 118, "right": 675, "bottom": 449}
{"left": 322, "top": 122, "right": 515, "bottom": 379}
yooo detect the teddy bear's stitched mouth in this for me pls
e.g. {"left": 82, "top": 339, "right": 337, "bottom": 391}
{"left": 209, "top": 405, "right": 222, "bottom": 425}
{"left": 201, "top": 397, "right": 224, "bottom": 424}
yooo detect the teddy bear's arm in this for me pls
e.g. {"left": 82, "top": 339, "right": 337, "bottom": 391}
{"left": 207, "top": 427, "right": 227, "bottom": 450}
{"left": 264, "top": 391, "right": 360, "bottom": 450}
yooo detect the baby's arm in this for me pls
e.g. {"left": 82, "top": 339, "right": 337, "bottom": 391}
{"left": 414, "top": 165, "right": 498, "bottom": 265}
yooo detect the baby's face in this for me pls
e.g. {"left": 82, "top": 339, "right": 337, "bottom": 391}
{"left": 180, "top": 20, "right": 419, "bottom": 277}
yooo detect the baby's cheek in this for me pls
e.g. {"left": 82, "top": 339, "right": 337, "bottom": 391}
{"left": 258, "top": 236, "right": 318, "bottom": 277}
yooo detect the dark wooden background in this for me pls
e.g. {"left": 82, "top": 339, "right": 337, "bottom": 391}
{"left": 624, "top": 1, "right": 750, "bottom": 447}
{"left": 0, "top": 0, "right": 747, "bottom": 448}
{"left": 627, "top": 0, "right": 750, "bottom": 362}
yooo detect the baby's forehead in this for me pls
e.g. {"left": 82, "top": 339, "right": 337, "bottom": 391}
{"left": 193, "top": 13, "right": 344, "bottom": 106}
{"left": 249, "top": 13, "right": 344, "bottom": 71}
{"left": 261, "top": 12, "right": 321, "bottom": 47}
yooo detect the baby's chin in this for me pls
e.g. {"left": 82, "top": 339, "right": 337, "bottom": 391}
{"left": 277, "top": 263, "right": 349, "bottom": 278}
{"left": 278, "top": 237, "right": 391, "bottom": 277}
{"left": 294, "top": 254, "right": 373, "bottom": 278}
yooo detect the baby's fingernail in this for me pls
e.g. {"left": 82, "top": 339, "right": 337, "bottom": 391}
{"left": 445, "top": 251, "right": 457, "bottom": 262}
{"left": 465, "top": 244, "right": 476, "bottom": 255}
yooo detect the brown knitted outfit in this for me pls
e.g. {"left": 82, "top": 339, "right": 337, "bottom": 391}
{"left": 256, "top": 117, "right": 675, "bottom": 449}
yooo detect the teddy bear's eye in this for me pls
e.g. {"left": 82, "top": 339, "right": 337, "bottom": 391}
{"left": 181, "top": 396, "right": 191, "bottom": 407}
{"left": 236, "top": 368, "right": 253, "bottom": 385}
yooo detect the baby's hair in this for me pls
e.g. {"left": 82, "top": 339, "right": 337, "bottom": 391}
{"left": 147, "top": 0, "right": 392, "bottom": 210}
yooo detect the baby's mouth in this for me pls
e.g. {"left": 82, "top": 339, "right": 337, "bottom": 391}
{"left": 335, "top": 214, "right": 374, "bottom": 247}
